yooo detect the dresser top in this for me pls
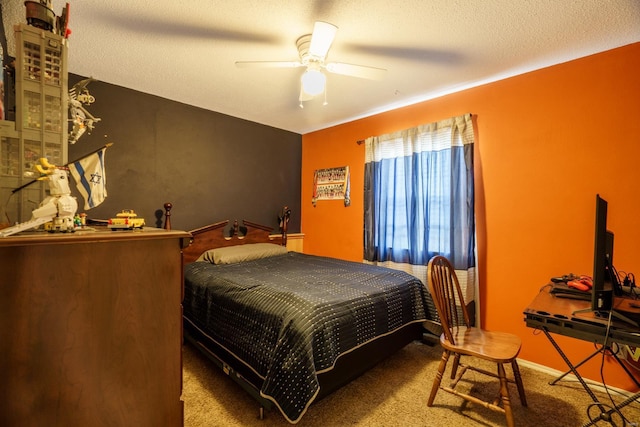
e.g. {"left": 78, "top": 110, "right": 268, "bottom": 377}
{"left": 0, "top": 226, "right": 191, "bottom": 248}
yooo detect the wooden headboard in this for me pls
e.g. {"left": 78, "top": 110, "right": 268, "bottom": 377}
{"left": 162, "top": 203, "right": 290, "bottom": 265}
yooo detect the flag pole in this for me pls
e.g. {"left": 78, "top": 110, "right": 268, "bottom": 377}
{"left": 11, "top": 142, "right": 114, "bottom": 194}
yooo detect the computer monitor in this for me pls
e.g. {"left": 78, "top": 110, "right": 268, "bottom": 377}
{"left": 573, "top": 195, "right": 636, "bottom": 325}
{"left": 591, "top": 194, "right": 616, "bottom": 312}
{"left": 587, "top": 194, "right": 637, "bottom": 328}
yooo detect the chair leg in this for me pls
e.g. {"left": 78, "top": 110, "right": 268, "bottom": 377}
{"left": 511, "top": 359, "right": 527, "bottom": 407}
{"left": 451, "top": 353, "right": 461, "bottom": 379}
{"left": 497, "top": 363, "right": 515, "bottom": 427}
{"left": 428, "top": 350, "right": 450, "bottom": 406}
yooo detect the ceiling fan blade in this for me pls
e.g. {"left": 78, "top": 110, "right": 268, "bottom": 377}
{"left": 308, "top": 21, "right": 337, "bottom": 59}
{"left": 235, "top": 61, "right": 302, "bottom": 69}
{"left": 325, "top": 62, "right": 387, "bottom": 80}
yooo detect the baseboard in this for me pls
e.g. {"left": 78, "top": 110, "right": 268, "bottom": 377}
{"left": 517, "top": 358, "right": 636, "bottom": 398}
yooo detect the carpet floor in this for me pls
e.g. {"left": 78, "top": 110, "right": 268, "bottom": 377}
{"left": 182, "top": 340, "right": 640, "bottom": 426}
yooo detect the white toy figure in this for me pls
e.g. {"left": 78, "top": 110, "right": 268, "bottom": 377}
{"left": 68, "top": 78, "right": 101, "bottom": 144}
{"left": 0, "top": 158, "right": 78, "bottom": 237}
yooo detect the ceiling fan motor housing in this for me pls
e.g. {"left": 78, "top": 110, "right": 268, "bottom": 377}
{"left": 296, "top": 35, "right": 316, "bottom": 65}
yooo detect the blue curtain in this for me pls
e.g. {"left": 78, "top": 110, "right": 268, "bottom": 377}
{"left": 364, "top": 114, "right": 475, "bottom": 270}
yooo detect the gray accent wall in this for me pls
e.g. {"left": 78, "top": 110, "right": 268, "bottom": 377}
{"left": 68, "top": 74, "right": 302, "bottom": 233}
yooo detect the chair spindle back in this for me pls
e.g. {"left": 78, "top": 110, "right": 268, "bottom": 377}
{"left": 427, "top": 255, "right": 471, "bottom": 345}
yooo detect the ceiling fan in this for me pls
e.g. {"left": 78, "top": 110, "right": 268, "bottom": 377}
{"left": 235, "top": 21, "right": 387, "bottom": 106}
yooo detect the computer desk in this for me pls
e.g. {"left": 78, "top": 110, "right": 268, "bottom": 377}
{"left": 523, "top": 285, "right": 640, "bottom": 426}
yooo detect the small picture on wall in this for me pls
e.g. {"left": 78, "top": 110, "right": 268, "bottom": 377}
{"left": 312, "top": 166, "right": 350, "bottom": 207}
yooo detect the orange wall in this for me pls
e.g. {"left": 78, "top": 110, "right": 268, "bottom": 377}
{"left": 301, "top": 42, "right": 640, "bottom": 390}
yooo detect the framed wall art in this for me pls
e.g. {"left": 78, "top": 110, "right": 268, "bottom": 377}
{"left": 312, "top": 166, "right": 350, "bottom": 207}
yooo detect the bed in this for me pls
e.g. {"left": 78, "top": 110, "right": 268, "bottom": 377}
{"left": 174, "top": 209, "right": 438, "bottom": 423}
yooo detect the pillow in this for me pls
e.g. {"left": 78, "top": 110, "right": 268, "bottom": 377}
{"left": 196, "top": 243, "right": 288, "bottom": 265}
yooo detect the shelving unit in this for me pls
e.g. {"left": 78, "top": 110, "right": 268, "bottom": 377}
{"left": 0, "top": 23, "right": 68, "bottom": 226}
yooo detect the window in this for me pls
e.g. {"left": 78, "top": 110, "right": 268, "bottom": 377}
{"left": 364, "top": 114, "right": 475, "bottom": 270}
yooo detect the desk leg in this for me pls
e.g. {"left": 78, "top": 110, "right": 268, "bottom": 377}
{"left": 550, "top": 346, "right": 602, "bottom": 386}
{"left": 542, "top": 328, "right": 601, "bottom": 403}
{"left": 547, "top": 331, "right": 640, "bottom": 388}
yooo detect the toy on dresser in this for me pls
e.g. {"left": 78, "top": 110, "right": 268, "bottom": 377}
{"left": 0, "top": 158, "right": 77, "bottom": 237}
{"left": 108, "top": 210, "right": 145, "bottom": 230}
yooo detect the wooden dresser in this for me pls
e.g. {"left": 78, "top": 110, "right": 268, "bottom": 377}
{"left": 0, "top": 227, "right": 191, "bottom": 427}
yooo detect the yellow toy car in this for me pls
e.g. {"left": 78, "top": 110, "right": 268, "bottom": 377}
{"left": 108, "top": 209, "right": 145, "bottom": 230}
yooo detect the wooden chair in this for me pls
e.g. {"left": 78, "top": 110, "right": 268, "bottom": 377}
{"left": 426, "top": 255, "right": 527, "bottom": 427}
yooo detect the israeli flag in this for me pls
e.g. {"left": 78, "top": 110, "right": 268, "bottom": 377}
{"left": 69, "top": 148, "right": 107, "bottom": 210}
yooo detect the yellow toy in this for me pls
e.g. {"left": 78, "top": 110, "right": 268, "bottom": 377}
{"left": 108, "top": 209, "right": 145, "bottom": 230}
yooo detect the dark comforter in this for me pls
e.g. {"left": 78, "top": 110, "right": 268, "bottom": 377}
{"left": 183, "top": 252, "right": 430, "bottom": 423}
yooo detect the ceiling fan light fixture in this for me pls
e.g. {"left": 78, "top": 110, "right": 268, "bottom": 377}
{"left": 301, "top": 69, "right": 326, "bottom": 96}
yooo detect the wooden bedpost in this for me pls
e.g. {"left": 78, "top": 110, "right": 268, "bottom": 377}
{"left": 279, "top": 206, "right": 291, "bottom": 247}
{"left": 164, "top": 202, "right": 173, "bottom": 230}
{"left": 231, "top": 220, "right": 240, "bottom": 238}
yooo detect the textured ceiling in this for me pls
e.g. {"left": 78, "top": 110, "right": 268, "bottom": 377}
{"left": 3, "top": 1, "right": 640, "bottom": 134}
